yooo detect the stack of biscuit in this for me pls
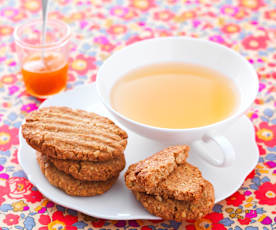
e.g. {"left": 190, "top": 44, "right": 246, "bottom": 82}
{"left": 125, "top": 145, "right": 215, "bottom": 221}
{"left": 22, "top": 106, "right": 128, "bottom": 196}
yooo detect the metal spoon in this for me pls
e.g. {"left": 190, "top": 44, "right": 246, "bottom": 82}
{"left": 41, "top": 0, "right": 49, "bottom": 64}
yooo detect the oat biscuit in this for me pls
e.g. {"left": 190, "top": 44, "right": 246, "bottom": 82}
{"left": 47, "top": 152, "right": 125, "bottom": 181}
{"left": 22, "top": 106, "right": 128, "bottom": 161}
{"left": 37, "top": 152, "right": 118, "bottom": 196}
{"left": 126, "top": 162, "right": 205, "bottom": 201}
{"left": 133, "top": 180, "right": 215, "bottom": 221}
{"left": 157, "top": 163, "right": 205, "bottom": 200}
{"left": 125, "top": 145, "right": 189, "bottom": 194}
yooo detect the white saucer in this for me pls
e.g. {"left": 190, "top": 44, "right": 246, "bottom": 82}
{"left": 18, "top": 83, "right": 259, "bottom": 220}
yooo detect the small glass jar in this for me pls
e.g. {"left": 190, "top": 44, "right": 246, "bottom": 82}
{"left": 14, "top": 19, "right": 71, "bottom": 98}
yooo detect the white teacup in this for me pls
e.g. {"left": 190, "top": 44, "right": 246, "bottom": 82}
{"left": 96, "top": 37, "right": 258, "bottom": 167}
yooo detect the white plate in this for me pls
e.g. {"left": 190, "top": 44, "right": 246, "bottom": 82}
{"left": 18, "top": 83, "right": 259, "bottom": 220}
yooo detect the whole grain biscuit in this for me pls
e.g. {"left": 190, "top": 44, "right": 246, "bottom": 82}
{"left": 133, "top": 180, "right": 215, "bottom": 221}
{"left": 47, "top": 152, "right": 125, "bottom": 181}
{"left": 126, "top": 162, "right": 205, "bottom": 201}
{"left": 125, "top": 145, "right": 189, "bottom": 194}
{"left": 22, "top": 106, "right": 128, "bottom": 161}
{"left": 37, "top": 152, "right": 118, "bottom": 196}
{"left": 157, "top": 163, "right": 205, "bottom": 200}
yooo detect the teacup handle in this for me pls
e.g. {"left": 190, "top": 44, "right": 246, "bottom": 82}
{"left": 191, "top": 132, "right": 235, "bottom": 167}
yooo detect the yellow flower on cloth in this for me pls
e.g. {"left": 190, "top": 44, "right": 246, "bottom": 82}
{"left": 12, "top": 200, "right": 28, "bottom": 212}
{"left": 129, "top": 0, "right": 155, "bottom": 11}
{"left": 238, "top": 0, "right": 265, "bottom": 10}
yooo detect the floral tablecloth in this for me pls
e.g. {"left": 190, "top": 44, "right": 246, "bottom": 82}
{"left": 0, "top": 0, "right": 276, "bottom": 229}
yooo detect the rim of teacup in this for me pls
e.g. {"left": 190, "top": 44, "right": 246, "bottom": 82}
{"left": 96, "top": 36, "right": 259, "bottom": 133}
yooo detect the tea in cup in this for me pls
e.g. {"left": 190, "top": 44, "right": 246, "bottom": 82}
{"left": 96, "top": 37, "right": 258, "bottom": 167}
{"left": 110, "top": 62, "right": 239, "bottom": 129}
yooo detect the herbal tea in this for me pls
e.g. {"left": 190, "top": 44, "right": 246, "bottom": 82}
{"left": 110, "top": 63, "right": 239, "bottom": 129}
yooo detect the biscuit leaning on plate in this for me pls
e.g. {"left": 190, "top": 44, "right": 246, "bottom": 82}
{"left": 22, "top": 106, "right": 128, "bottom": 196}
{"left": 125, "top": 145, "right": 215, "bottom": 221}
{"left": 133, "top": 180, "right": 214, "bottom": 221}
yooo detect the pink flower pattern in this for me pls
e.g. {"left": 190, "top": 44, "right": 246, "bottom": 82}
{"left": 0, "top": 0, "right": 275, "bottom": 229}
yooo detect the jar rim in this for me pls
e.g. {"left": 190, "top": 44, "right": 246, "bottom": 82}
{"left": 13, "top": 19, "right": 71, "bottom": 50}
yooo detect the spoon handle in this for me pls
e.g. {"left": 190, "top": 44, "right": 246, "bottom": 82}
{"left": 41, "top": 0, "right": 49, "bottom": 62}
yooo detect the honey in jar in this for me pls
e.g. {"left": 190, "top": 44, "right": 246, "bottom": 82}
{"left": 21, "top": 52, "right": 68, "bottom": 98}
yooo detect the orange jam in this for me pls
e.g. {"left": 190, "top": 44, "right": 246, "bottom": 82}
{"left": 21, "top": 52, "right": 68, "bottom": 98}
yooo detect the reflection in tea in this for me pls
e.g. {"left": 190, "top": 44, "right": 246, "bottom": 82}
{"left": 110, "top": 63, "right": 239, "bottom": 129}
